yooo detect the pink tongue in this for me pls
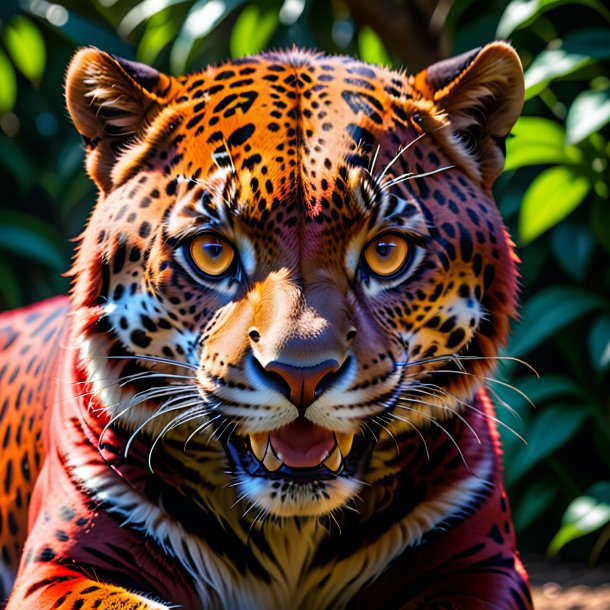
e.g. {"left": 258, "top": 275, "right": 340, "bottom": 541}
{"left": 269, "top": 419, "right": 335, "bottom": 468}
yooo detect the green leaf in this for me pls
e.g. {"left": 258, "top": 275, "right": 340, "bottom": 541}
{"left": 230, "top": 4, "right": 279, "bottom": 58}
{"left": 0, "top": 211, "right": 66, "bottom": 271}
{"left": 524, "top": 29, "right": 610, "bottom": 99}
{"left": 549, "top": 482, "right": 610, "bottom": 555}
{"left": 0, "top": 134, "right": 33, "bottom": 192}
{"left": 506, "top": 404, "right": 589, "bottom": 485}
{"left": 505, "top": 116, "right": 577, "bottom": 171}
{"left": 137, "top": 12, "right": 182, "bottom": 65}
{"left": 518, "top": 166, "right": 591, "bottom": 244}
{"left": 119, "top": 0, "right": 191, "bottom": 36}
{"left": 589, "top": 314, "right": 610, "bottom": 372}
{"left": 513, "top": 479, "right": 558, "bottom": 531}
{"left": 525, "top": 50, "right": 591, "bottom": 100}
{"left": 562, "top": 28, "right": 610, "bottom": 58}
{"left": 510, "top": 286, "right": 605, "bottom": 356}
{"left": 171, "top": 0, "right": 247, "bottom": 72}
{"left": 358, "top": 26, "right": 392, "bottom": 67}
{"left": 521, "top": 374, "right": 585, "bottom": 405}
{"left": 0, "top": 254, "right": 22, "bottom": 309}
{"left": 566, "top": 88, "right": 610, "bottom": 145}
{"left": 591, "top": 199, "right": 610, "bottom": 253}
{"left": 0, "top": 49, "right": 17, "bottom": 113}
{"left": 550, "top": 221, "right": 594, "bottom": 281}
{"left": 3, "top": 15, "right": 46, "bottom": 84}
{"left": 497, "top": 0, "right": 610, "bottom": 38}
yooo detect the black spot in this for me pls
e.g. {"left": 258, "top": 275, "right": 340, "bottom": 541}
{"left": 242, "top": 154, "right": 262, "bottom": 171}
{"left": 228, "top": 123, "right": 255, "bottom": 147}
{"left": 166, "top": 178, "right": 178, "bottom": 196}
{"left": 446, "top": 328, "right": 466, "bottom": 349}
{"left": 484, "top": 264, "right": 495, "bottom": 289}
{"left": 59, "top": 506, "right": 75, "bottom": 521}
{"left": 345, "top": 123, "right": 375, "bottom": 149}
{"left": 130, "top": 329, "right": 151, "bottom": 348}
{"left": 139, "top": 222, "right": 151, "bottom": 238}
{"left": 185, "top": 113, "right": 204, "bottom": 129}
{"left": 459, "top": 224, "right": 473, "bottom": 262}
{"left": 341, "top": 90, "right": 383, "bottom": 124}
{"left": 112, "top": 243, "right": 127, "bottom": 274}
{"left": 36, "top": 546, "right": 56, "bottom": 562}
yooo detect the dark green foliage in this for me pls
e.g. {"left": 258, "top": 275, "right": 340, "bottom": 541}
{"left": 0, "top": 0, "right": 608, "bottom": 561}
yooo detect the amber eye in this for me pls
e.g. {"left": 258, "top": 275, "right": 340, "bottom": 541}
{"left": 363, "top": 233, "right": 411, "bottom": 277}
{"left": 189, "top": 234, "right": 235, "bottom": 277}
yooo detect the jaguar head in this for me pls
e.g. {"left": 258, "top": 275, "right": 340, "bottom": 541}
{"left": 66, "top": 43, "right": 523, "bottom": 518}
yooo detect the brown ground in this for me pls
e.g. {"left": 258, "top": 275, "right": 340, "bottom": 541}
{"left": 524, "top": 553, "right": 610, "bottom": 609}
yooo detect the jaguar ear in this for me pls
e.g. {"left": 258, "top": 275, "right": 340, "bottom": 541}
{"left": 65, "top": 48, "right": 175, "bottom": 191}
{"left": 413, "top": 42, "right": 524, "bottom": 187}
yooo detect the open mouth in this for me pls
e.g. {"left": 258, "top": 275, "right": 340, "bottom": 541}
{"left": 224, "top": 418, "right": 375, "bottom": 482}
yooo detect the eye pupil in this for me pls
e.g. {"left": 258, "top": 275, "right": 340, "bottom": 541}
{"left": 375, "top": 242, "right": 394, "bottom": 258}
{"left": 363, "top": 233, "right": 410, "bottom": 278}
{"left": 204, "top": 243, "right": 224, "bottom": 258}
{"left": 189, "top": 234, "right": 235, "bottom": 277}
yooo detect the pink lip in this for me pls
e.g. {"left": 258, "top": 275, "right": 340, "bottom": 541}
{"left": 269, "top": 419, "right": 335, "bottom": 468}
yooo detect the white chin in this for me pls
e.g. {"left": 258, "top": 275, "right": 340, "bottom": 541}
{"left": 238, "top": 475, "right": 363, "bottom": 518}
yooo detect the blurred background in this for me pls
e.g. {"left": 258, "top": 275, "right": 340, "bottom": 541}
{"left": 0, "top": 0, "right": 609, "bottom": 584}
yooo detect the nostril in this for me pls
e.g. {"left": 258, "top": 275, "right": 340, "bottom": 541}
{"left": 315, "top": 357, "right": 349, "bottom": 398}
{"left": 346, "top": 328, "right": 357, "bottom": 342}
{"left": 249, "top": 328, "right": 261, "bottom": 343}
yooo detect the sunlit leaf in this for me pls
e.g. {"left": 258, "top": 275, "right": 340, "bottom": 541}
{"left": 0, "top": 49, "right": 17, "bottom": 113}
{"left": 3, "top": 15, "right": 46, "bottom": 84}
{"left": 137, "top": 12, "right": 181, "bottom": 65}
{"left": 549, "top": 482, "right": 610, "bottom": 556}
{"left": 510, "top": 286, "right": 606, "bottom": 356}
{"left": 0, "top": 211, "right": 66, "bottom": 271}
{"left": 497, "top": 0, "right": 610, "bottom": 38}
{"left": 589, "top": 315, "right": 610, "bottom": 372}
{"left": 519, "top": 166, "right": 591, "bottom": 244}
{"left": 505, "top": 116, "right": 578, "bottom": 170}
{"left": 524, "top": 29, "right": 610, "bottom": 99}
{"left": 171, "top": 0, "right": 247, "bottom": 72}
{"left": 358, "top": 26, "right": 392, "bottom": 67}
{"left": 279, "top": 0, "right": 306, "bottom": 25}
{"left": 119, "top": 0, "right": 191, "bottom": 36}
{"left": 506, "top": 404, "right": 590, "bottom": 484}
{"left": 525, "top": 50, "right": 591, "bottom": 99}
{"left": 230, "top": 3, "right": 279, "bottom": 58}
{"left": 550, "top": 221, "right": 594, "bottom": 281}
{"left": 565, "top": 88, "right": 610, "bottom": 145}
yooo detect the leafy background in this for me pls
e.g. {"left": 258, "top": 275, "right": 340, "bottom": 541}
{"left": 0, "top": 0, "right": 609, "bottom": 564}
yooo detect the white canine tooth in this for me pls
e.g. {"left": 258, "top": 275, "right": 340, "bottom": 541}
{"left": 335, "top": 432, "right": 354, "bottom": 457}
{"left": 262, "top": 447, "right": 283, "bottom": 471}
{"left": 323, "top": 445, "right": 342, "bottom": 472}
{"left": 249, "top": 432, "right": 269, "bottom": 462}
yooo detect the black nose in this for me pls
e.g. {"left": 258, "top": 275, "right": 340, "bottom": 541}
{"left": 264, "top": 360, "right": 340, "bottom": 412}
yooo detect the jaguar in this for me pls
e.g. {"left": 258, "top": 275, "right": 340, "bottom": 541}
{"left": 0, "top": 42, "right": 532, "bottom": 609}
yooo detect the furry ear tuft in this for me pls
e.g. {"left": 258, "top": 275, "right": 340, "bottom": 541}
{"left": 65, "top": 48, "right": 175, "bottom": 191}
{"left": 413, "top": 42, "right": 524, "bottom": 187}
